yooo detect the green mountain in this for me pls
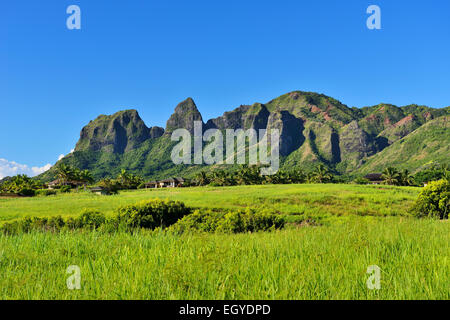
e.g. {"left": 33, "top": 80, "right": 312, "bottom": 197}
{"left": 355, "top": 115, "right": 450, "bottom": 174}
{"left": 38, "top": 91, "right": 450, "bottom": 181}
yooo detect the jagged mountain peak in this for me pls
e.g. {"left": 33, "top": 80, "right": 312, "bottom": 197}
{"left": 74, "top": 109, "right": 154, "bottom": 154}
{"left": 165, "top": 97, "right": 203, "bottom": 134}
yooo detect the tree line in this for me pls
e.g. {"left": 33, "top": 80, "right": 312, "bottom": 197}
{"left": 1, "top": 162, "right": 448, "bottom": 196}
{"left": 189, "top": 164, "right": 337, "bottom": 187}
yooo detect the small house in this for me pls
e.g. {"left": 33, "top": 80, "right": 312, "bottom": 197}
{"left": 159, "top": 178, "right": 176, "bottom": 188}
{"left": 174, "top": 177, "right": 185, "bottom": 187}
{"left": 144, "top": 181, "right": 158, "bottom": 189}
{"left": 90, "top": 186, "right": 108, "bottom": 195}
{"left": 48, "top": 179, "right": 84, "bottom": 190}
{"left": 144, "top": 177, "right": 185, "bottom": 189}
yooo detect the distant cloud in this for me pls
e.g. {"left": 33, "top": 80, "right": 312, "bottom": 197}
{"left": 0, "top": 149, "right": 77, "bottom": 179}
{"left": 0, "top": 158, "right": 52, "bottom": 179}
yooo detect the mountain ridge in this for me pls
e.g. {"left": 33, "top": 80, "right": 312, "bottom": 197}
{"left": 38, "top": 91, "right": 450, "bottom": 181}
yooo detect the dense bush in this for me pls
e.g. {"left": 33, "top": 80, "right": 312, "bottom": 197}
{"left": 169, "top": 208, "right": 285, "bottom": 234}
{"left": 70, "top": 209, "right": 107, "bottom": 230}
{"left": 0, "top": 211, "right": 108, "bottom": 235}
{"left": 0, "top": 174, "right": 43, "bottom": 195}
{"left": 353, "top": 177, "right": 370, "bottom": 185}
{"left": 1, "top": 216, "right": 66, "bottom": 235}
{"left": 59, "top": 185, "right": 71, "bottom": 193}
{"left": 18, "top": 188, "right": 36, "bottom": 197}
{"left": 35, "top": 189, "right": 57, "bottom": 197}
{"left": 0, "top": 200, "right": 285, "bottom": 235}
{"left": 412, "top": 180, "right": 449, "bottom": 219}
{"left": 116, "top": 199, "right": 191, "bottom": 230}
{"left": 413, "top": 164, "right": 449, "bottom": 185}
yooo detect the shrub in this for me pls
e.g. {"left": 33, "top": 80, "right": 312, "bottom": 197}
{"left": 169, "top": 209, "right": 223, "bottom": 233}
{"left": 353, "top": 177, "right": 370, "bottom": 185}
{"left": 75, "top": 209, "right": 106, "bottom": 230}
{"left": 59, "top": 185, "right": 71, "bottom": 193}
{"left": 116, "top": 199, "right": 191, "bottom": 230}
{"left": 18, "top": 188, "right": 36, "bottom": 197}
{"left": 170, "top": 208, "right": 285, "bottom": 234}
{"left": 35, "top": 189, "right": 57, "bottom": 196}
{"left": 217, "top": 209, "right": 285, "bottom": 233}
{"left": 0, "top": 216, "right": 66, "bottom": 235}
{"left": 412, "top": 180, "right": 449, "bottom": 219}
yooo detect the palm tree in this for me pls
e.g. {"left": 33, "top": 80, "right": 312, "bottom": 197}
{"left": 381, "top": 167, "right": 400, "bottom": 185}
{"left": 311, "top": 164, "right": 333, "bottom": 183}
{"left": 79, "top": 170, "right": 94, "bottom": 186}
{"left": 292, "top": 169, "right": 306, "bottom": 184}
{"left": 236, "top": 165, "right": 262, "bottom": 185}
{"left": 211, "top": 170, "right": 232, "bottom": 186}
{"left": 194, "top": 172, "right": 209, "bottom": 186}
{"left": 117, "top": 169, "right": 131, "bottom": 186}
{"left": 398, "top": 169, "right": 414, "bottom": 186}
{"left": 56, "top": 164, "right": 72, "bottom": 185}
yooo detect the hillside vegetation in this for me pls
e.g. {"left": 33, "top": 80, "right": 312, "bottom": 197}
{"left": 0, "top": 184, "right": 420, "bottom": 224}
{"left": 37, "top": 92, "right": 449, "bottom": 181}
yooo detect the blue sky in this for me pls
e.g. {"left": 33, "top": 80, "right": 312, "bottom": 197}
{"left": 1, "top": 0, "right": 449, "bottom": 178}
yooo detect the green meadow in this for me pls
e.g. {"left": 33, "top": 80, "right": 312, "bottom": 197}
{"left": 0, "top": 184, "right": 448, "bottom": 299}
{"left": 0, "top": 184, "right": 420, "bottom": 223}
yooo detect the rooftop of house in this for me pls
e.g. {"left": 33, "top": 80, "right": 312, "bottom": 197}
{"left": 363, "top": 173, "right": 383, "bottom": 181}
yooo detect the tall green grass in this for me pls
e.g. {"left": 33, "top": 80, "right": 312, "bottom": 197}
{"left": 0, "top": 184, "right": 420, "bottom": 223}
{"left": 0, "top": 217, "right": 448, "bottom": 299}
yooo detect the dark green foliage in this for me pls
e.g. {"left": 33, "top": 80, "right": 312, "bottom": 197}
{"left": 380, "top": 167, "right": 415, "bottom": 186}
{"left": 18, "top": 188, "right": 36, "bottom": 197}
{"left": 309, "top": 164, "right": 334, "bottom": 183}
{"left": 116, "top": 199, "right": 191, "bottom": 230}
{"left": 381, "top": 167, "right": 400, "bottom": 185}
{"left": 169, "top": 208, "right": 285, "bottom": 234}
{"left": 1, "top": 216, "right": 66, "bottom": 235}
{"left": 0, "top": 175, "right": 42, "bottom": 195}
{"left": 412, "top": 180, "right": 449, "bottom": 219}
{"left": 192, "top": 165, "right": 331, "bottom": 187}
{"left": 59, "top": 185, "right": 71, "bottom": 193}
{"left": 116, "top": 169, "right": 143, "bottom": 189}
{"left": 97, "top": 178, "right": 121, "bottom": 194}
{"left": 353, "top": 177, "right": 370, "bottom": 185}
{"left": 74, "top": 209, "right": 107, "bottom": 230}
{"left": 414, "top": 164, "right": 449, "bottom": 185}
{"left": 35, "top": 189, "right": 57, "bottom": 196}
{"left": 0, "top": 198, "right": 286, "bottom": 235}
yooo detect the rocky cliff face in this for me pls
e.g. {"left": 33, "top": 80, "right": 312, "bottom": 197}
{"left": 165, "top": 98, "right": 203, "bottom": 134}
{"left": 149, "top": 126, "right": 165, "bottom": 139}
{"left": 206, "top": 103, "right": 270, "bottom": 131}
{"left": 267, "top": 111, "right": 305, "bottom": 156}
{"left": 75, "top": 109, "right": 154, "bottom": 154}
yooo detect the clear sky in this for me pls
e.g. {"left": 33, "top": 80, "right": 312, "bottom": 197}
{"left": 1, "top": 0, "right": 449, "bottom": 178}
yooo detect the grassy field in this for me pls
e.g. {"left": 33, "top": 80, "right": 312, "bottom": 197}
{"left": 0, "top": 184, "right": 420, "bottom": 223}
{"left": 0, "top": 184, "right": 448, "bottom": 299}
